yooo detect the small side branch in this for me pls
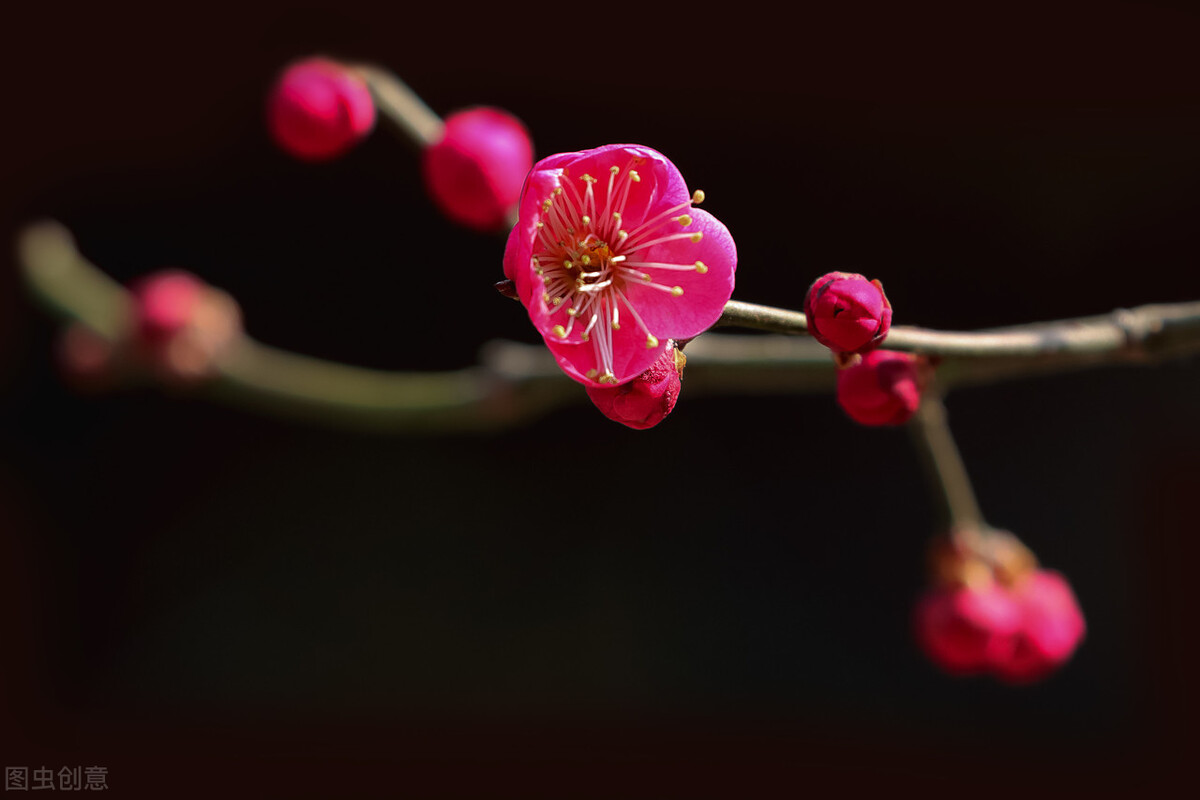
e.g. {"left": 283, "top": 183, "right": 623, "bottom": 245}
{"left": 351, "top": 64, "right": 444, "bottom": 150}
{"left": 908, "top": 394, "right": 986, "bottom": 532}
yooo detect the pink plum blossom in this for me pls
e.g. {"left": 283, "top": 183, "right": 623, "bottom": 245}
{"left": 503, "top": 144, "right": 736, "bottom": 387}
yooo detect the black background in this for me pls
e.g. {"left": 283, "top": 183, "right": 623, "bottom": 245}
{"left": 2, "top": 1, "right": 1200, "bottom": 796}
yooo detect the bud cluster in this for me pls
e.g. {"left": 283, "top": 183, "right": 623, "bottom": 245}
{"left": 914, "top": 530, "right": 1086, "bottom": 683}
{"left": 58, "top": 271, "right": 242, "bottom": 388}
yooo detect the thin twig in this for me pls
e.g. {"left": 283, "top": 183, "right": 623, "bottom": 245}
{"left": 718, "top": 297, "right": 1200, "bottom": 362}
{"left": 351, "top": 64, "right": 444, "bottom": 150}
{"left": 908, "top": 394, "right": 986, "bottom": 532}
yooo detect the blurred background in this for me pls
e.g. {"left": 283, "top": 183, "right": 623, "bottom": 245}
{"left": 2, "top": 0, "right": 1199, "bottom": 795}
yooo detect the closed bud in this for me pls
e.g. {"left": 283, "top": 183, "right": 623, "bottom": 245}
{"left": 423, "top": 107, "right": 534, "bottom": 231}
{"left": 994, "top": 570, "right": 1086, "bottom": 684}
{"left": 836, "top": 350, "right": 926, "bottom": 426}
{"left": 804, "top": 271, "right": 892, "bottom": 353}
{"left": 913, "top": 581, "right": 1022, "bottom": 675}
{"left": 585, "top": 343, "right": 684, "bottom": 430}
{"left": 267, "top": 57, "right": 376, "bottom": 162}
{"left": 56, "top": 323, "right": 117, "bottom": 391}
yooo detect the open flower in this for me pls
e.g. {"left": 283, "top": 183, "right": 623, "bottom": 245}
{"left": 503, "top": 144, "right": 736, "bottom": 387}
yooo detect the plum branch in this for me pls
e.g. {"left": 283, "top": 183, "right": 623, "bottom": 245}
{"left": 17, "top": 219, "right": 1200, "bottom": 431}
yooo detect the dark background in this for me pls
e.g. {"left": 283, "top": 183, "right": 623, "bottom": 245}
{"left": 2, "top": 1, "right": 1199, "bottom": 795}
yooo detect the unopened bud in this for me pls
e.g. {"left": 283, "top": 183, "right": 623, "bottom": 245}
{"left": 267, "top": 57, "right": 376, "bottom": 162}
{"left": 804, "top": 271, "right": 892, "bottom": 354}
{"left": 423, "top": 107, "right": 534, "bottom": 231}
{"left": 56, "top": 323, "right": 117, "bottom": 391}
{"left": 584, "top": 342, "right": 683, "bottom": 429}
{"left": 913, "top": 583, "right": 1022, "bottom": 675}
{"left": 836, "top": 350, "right": 926, "bottom": 426}
{"left": 993, "top": 570, "right": 1086, "bottom": 684}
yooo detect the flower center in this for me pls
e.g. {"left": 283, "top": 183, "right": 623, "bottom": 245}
{"left": 531, "top": 162, "right": 709, "bottom": 383}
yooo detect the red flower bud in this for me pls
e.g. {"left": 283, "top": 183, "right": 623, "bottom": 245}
{"left": 836, "top": 350, "right": 924, "bottom": 426}
{"left": 804, "top": 271, "right": 892, "bottom": 354}
{"left": 423, "top": 107, "right": 534, "bottom": 231}
{"left": 133, "top": 270, "right": 202, "bottom": 343}
{"left": 56, "top": 323, "right": 117, "bottom": 391}
{"left": 267, "top": 57, "right": 376, "bottom": 162}
{"left": 585, "top": 344, "right": 684, "bottom": 430}
{"left": 914, "top": 582, "right": 1022, "bottom": 675}
{"left": 993, "top": 570, "right": 1086, "bottom": 684}
{"left": 130, "top": 270, "right": 242, "bottom": 383}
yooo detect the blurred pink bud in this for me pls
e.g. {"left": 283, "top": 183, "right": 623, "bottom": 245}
{"left": 585, "top": 344, "right": 684, "bottom": 429}
{"left": 130, "top": 270, "right": 242, "bottom": 383}
{"left": 914, "top": 582, "right": 1022, "bottom": 675}
{"left": 836, "top": 350, "right": 925, "bottom": 426}
{"left": 56, "top": 323, "right": 117, "bottom": 391}
{"left": 133, "top": 270, "right": 203, "bottom": 342}
{"left": 804, "top": 272, "right": 892, "bottom": 354}
{"left": 423, "top": 107, "right": 534, "bottom": 231}
{"left": 994, "top": 570, "right": 1086, "bottom": 684}
{"left": 267, "top": 57, "right": 376, "bottom": 161}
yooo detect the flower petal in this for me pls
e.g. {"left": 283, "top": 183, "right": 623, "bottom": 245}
{"left": 544, "top": 320, "right": 668, "bottom": 387}
{"left": 621, "top": 207, "right": 736, "bottom": 340}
